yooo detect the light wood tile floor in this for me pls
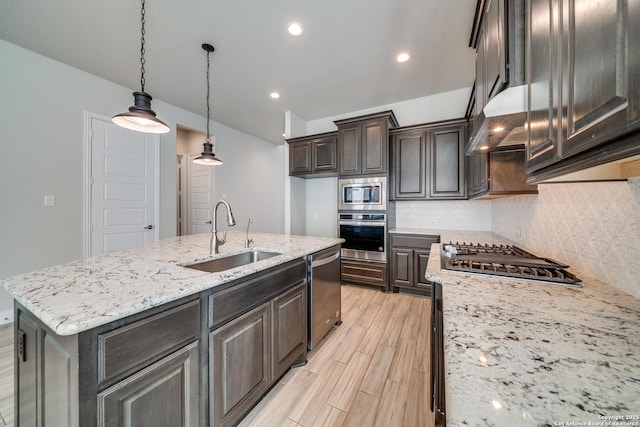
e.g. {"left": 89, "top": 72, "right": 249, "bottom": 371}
{"left": 0, "top": 323, "right": 14, "bottom": 427}
{"left": 239, "top": 285, "right": 434, "bottom": 427}
{"left": 0, "top": 285, "right": 433, "bottom": 427}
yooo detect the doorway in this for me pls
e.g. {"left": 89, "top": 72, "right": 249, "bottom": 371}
{"left": 176, "top": 126, "right": 215, "bottom": 236}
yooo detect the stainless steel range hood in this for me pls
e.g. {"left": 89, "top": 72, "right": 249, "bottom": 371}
{"left": 466, "top": 0, "right": 527, "bottom": 155}
{"left": 468, "top": 84, "right": 527, "bottom": 154}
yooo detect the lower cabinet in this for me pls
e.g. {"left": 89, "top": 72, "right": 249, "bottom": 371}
{"left": 341, "top": 259, "right": 388, "bottom": 291}
{"left": 210, "top": 302, "right": 272, "bottom": 427}
{"left": 15, "top": 298, "right": 202, "bottom": 427}
{"left": 208, "top": 261, "right": 308, "bottom": 427}
{"left": 98, "top": 342, "right": 200, "bottom": 427}
{"left": 14, "top": 258, "right": 309, "bottom": 427}
{"left": 390, "top": 234, "right": 440, "bottom": 295}
{"left": 209, "top": 281, "right": 308, "bottom": 427}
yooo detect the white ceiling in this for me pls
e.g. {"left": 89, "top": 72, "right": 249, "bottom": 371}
{"left": 0, "top": 0, "right": 476, "bottom": 144}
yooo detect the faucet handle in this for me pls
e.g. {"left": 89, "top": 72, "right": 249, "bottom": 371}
{"left": 217, "top": 230, "right": 227, "bottom": 245}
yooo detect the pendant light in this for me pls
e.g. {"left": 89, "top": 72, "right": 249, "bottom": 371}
{"left": 194, "top": 43, "right": 223, "bottom": 166}
{"left": 112, "top": 0, "right": 170, "bottom": 134}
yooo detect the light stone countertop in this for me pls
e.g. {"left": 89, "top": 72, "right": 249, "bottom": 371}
{"left": 423, "top": 231, "right": 640, "bottom": 426}
{"left": 1, "top": 232, "right": 342, "bottom": 336}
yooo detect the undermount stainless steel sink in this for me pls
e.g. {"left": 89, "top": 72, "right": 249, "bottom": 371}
{"left": 183, "top": 250, "right": 281, "bottom": 273}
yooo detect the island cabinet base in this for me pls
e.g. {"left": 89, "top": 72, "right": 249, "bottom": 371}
{"left": 14, "top": 258, "right": 309, "bottom": 427}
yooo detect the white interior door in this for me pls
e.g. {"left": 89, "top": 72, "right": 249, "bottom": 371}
{"left": 188, "top": 153, "right": 214, "bottom": 235}
{"left": 88, "top": 116, "right": 159, "bottom": 256}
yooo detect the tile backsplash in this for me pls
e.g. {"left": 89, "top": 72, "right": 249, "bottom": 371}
{"left": 396, "top": 200, "right": 492, "bottom": 230}
{"left": 492, "top": 179, "right": 640, "bottom": 297}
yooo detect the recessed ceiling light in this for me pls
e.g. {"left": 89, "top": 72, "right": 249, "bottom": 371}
{"left": 493, "top": 126, "right": 505, "bottom": 132}
{"left": 270, "top": 92, "right": 281, "bottom": 99}
{"left": 287, "top": 22, "right": 303, "bottom": 36}
{"left": 396, "top": 52, "right": 411, "bottom": 63}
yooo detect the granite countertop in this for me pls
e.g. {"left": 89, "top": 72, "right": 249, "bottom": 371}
{"left": 424, "top": 232, "right": 640, "bottom": 426}
{"left": 1, "top": 232, "right": 342, "bottom": 336}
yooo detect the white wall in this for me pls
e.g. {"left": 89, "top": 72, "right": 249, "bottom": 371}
{"left": 492, "top": 180, "right": 640, "bottom": 297}
{"left": 305, "top": 87, "right": 472, "bottom": 134}
{"left": 0, "top": 40, "right": 285, "bottom": 315}
{"left": 305, "top": 178, "right": 338, "bottom": 238}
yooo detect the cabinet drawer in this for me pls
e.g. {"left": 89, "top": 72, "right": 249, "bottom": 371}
{"left": 209, "top": 260, "right": 307, "bottom": 329}
{"left": 98, "top": 300, "right": 200, "bottom": 383}
{"left": 390, "top": 234, "right": 439, "bottom": 249}
{"left": 341, "top": 260, "right": 387, "bottom": 288}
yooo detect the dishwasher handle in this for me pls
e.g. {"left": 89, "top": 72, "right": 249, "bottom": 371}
{"left": 312, "top": 251, "right": 340, "bottom": 268}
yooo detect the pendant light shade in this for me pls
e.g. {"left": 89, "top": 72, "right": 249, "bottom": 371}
{"left": 112, "top": 0, "right": 170, "bottom": 134}
{"left": 112, "top": 91, "right": 170, "bottom": 133}
{"left": 194, "top": 43, "right": 223, "bottom": 166}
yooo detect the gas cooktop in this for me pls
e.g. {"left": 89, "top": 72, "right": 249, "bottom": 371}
{"left": 440, "top": 242, "right": 582, "bottom": 287}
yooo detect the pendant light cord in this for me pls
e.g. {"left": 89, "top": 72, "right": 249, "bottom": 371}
{"left": 140, "top": 0, "right": 146, "bottom": 92}
{"left": 206, "top": 49, "right": 211, "bottom": 141}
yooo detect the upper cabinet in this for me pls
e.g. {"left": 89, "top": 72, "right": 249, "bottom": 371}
{"left": 335, "top": 111, "right": 398, "bottom": 176}
{"left": 468, "top": 0, "right": 527, "bottom": 154}
{"left": 390, "top": 119, "right": 467, "bottom": 200}
{"left": 526, "top": 0, "right": 640, "bottom": 180}
{"left": 287, "top": 132, "right": 338, "bottom": 178}
{"left": 468, "top": 149, "right": 538, "bottom": 198}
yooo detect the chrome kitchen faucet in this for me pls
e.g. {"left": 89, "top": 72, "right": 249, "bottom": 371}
{"left": 211, "top": 199, "right": 236, "bottom": 255}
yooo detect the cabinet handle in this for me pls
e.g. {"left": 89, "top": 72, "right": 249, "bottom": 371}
{"left": 18, "top": 329, "right": 26, "bottom": 362}
{"left": 144, "top": 225, "right": 154, "bottom": 230}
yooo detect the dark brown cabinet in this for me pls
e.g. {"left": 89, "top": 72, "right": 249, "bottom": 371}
{"left": 390, "top": 120, "right": 467, "bottom": 200}
{"left": 341, "top": 259, "right": 388, "bottom": 290}
{"left": 208, "top": 260, "right": 307, "bottom": 427}
{"left": 468, "top": 149, "right": 537, "bottom": 198}
{"left": 390, "top": 234, "right": 440, "bottom": 295}
{"left": 288, "top": 132, "right": 338, "bottom": 177}
{"left": 335, "top": 111, "right": 398, "bottom": 176}
{"left": 15, "top": 298, "right": 202, "bottom": 427}
{"left": 210, "top": 302, "right": 271, "bottom": 427}
{"left": 526, "top": 0, "right": 640, "bottom": 179}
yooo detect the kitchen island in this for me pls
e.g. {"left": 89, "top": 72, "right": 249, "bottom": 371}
{"left": 420, "top": 230, "right": 640, "bottom": 427}
{"left": 1, "top": 232, "right": 343, "bottom": 427}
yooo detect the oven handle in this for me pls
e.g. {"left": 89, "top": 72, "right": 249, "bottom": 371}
{"left": 338, "top": 221, "right": 386, "bottom": 227}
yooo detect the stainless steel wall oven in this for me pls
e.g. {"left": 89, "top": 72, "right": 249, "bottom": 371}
{"left": 338, "top": 213, "right": 386, "bottom": 262}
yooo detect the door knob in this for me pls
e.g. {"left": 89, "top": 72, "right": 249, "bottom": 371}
{"left": 144, "top": 225, "right": 154, "bottom": 230}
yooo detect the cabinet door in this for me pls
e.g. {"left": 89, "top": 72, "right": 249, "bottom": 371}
{"left": 362, "top": 119, "right": 388, "bottom": 175}
{"left": 430, "top": 126, "right": 466, "bottom": 198}
{"left": 468, "top": 152, "right": 489, "bottom": 196}
{"left": 526, "top": 0, "right": 561, "bottom": 171}
{"left": 272, "top": 282, "right": 307, "bottom": 380}
{"left": 98, "top": 341, "right": 200, "bottom": 427}
{"left": 16, "top": 312, "right": 38, "bottom": 427}
{"left": 312, "top": 136, "right": 337, "bottom": 172}
{"left": 485, "top": 0, "right": 507, "bottom": 100}
{"left": 475, "top": 25, "right": 487, "bottom": 117}
{"left": 210, "top": 302, "right": 271, "bottom": 427}
{"left": 289, "top": 141, "right": 312, "bottom": 175}
{"left": 561, "top": 0, "right": 640, "bottom": 158}
{"left": 391, "top": 131, "right": 427, "bottom": 199}
{"left": 414, "top": 249, "right": 433, "bottom": 292}
{"left": 338, "top": 123, "right": 361, "bottom": 175}
{"left": 391, "top": 248, "right": 413, "bottom": 288}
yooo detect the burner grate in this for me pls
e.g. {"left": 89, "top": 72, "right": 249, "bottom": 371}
{"left": 441, "top": 242, "right": 581, "bottom": 287}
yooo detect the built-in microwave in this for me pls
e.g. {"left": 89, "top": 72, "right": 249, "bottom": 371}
{"left": 338, "top": 177, "right": 387, "bottom": 211}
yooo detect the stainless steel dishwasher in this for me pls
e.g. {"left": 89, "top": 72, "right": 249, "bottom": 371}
{"left": 308, "top": 245, "right": 342, "bottom": 350}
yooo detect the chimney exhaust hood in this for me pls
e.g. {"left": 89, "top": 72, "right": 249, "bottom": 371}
{"left": 466, "top": 0, "right": 526, "bottom": 155}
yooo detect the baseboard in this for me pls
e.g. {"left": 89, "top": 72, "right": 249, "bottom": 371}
{"left": 0, "top": 309, "right": 14, "bottom": 325}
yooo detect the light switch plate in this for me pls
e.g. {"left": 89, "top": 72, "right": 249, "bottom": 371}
{"left": 44, "top": 195, "right": 55, "bottom": 206}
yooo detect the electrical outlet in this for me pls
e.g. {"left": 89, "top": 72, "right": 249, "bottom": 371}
{"left": 44, "top": 194, "right": 55, "bottom": 206}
